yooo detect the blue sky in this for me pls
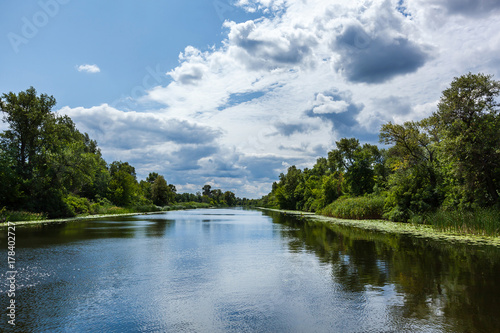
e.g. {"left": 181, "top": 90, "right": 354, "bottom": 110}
{"left": 2, "top": 0, "right": 500, "bottom": 198}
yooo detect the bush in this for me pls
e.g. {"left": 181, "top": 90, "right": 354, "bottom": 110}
{"left": 131, "top": 204, "right": 161, "bottom": 213}
{"left": 64, "top": 194, "right": 91, "bottom": 216}
{"left": 319, "top": 195, "right": 385, "bottom": 220}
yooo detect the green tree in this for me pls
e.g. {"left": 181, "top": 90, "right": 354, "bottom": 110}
{"left": 146, "top": 172, "right": 159, "bottom": 183}
{"left": 380, "top": 121, "right": 441, "bottom": 221}
{"left": 0, "top": 149, "right": 20, "bottom": 207}
{"left": 223, "top": 191, "right": 236, "bottom": 206}
{"left": 328, "top": 138, "right": 381, "bottom": 196}
{"left": 211, "top": 188, "right": 223, "bottom": 204}
{"left": 0, "top": 87, "right": 55, "bottom": 179}
{"left": 275, "top": 166, "right": 303, "bottom": 210}
{"left": 0, "top": 87, "right": 107, "bottom": 216}
{"left": 202, "top": 184, "right": 212, "bottom": 197}
{"left": 434, "top": 72, "right": 500, "bottom": 207}
{"left": 108, "top": 161, "right": 138, "bottom": 206}
{"left": 151, "top": 175, "right": 171, "bottom": 206}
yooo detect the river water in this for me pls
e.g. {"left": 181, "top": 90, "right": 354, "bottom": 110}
{"left": 1, "top": 208, "right": 499, "bottom": 332}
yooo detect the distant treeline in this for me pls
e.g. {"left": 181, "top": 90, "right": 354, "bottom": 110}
{"left": 253, "top": 73, "right": 500, "bottom": 235}
{"left": 0, "top": 87, "right": 245, "bottom": 219}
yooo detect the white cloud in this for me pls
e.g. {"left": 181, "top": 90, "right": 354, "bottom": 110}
{"left": 60, "top": 0, "right": 500, "bottom": 198}
{"left": 312, "top": 94, "right": 350, "bottom": 114}
{"left": 76, "top": 64, "right": 101, "bottom": 73}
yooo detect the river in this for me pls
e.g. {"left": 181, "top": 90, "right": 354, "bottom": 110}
{"left": 1, "top": 208, "right": 499, "bottom": 332}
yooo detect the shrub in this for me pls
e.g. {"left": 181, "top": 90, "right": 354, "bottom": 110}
{"left": 319, "top": 195, "right": 385, "bottom": 220}
{"left": 63, "top": 195, "right": 91, "bottom": 216}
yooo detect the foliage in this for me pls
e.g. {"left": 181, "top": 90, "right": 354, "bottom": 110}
{"left": 265, "top": 138, "right": 387, "bottom": 213}
{"left": 63, "top": 194, "right": 91, "bottom": 216}
{"left": 434, "top": 72, "right": 500, "bottom": 208}
{"left": 319, "top": 195, "right": 385, "bottom": 220}
{"left": 1, "top": 209, "right": 47, "bottom": 222}
{"left": 151, "top": 175, "right": 174, "bottom": 206}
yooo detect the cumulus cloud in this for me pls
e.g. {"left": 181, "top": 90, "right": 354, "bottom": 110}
{"left": 312, "top": 93, "right": 350, "bottom": 114}
{"left": 235, "top": 0, "right": 288, "bottom": 13}
{"left": 61, "top": 0, "right": 500, "bottom": 198}
{"left": 328, "top": 1, "right": 432, "bottom": 83}
{"left": 76, "top": 64, "right": 100, "bottom": 73}
{"left": 59, "top": 104, "right": 221, "bottom": 149}
{"left": 225, "top": 19, "right": 318, "bottom": 70}
{"left": 167, "top": 46, "right": 208, "bottom": 85}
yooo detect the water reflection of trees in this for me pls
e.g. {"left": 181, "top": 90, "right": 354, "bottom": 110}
{"left": 0, "top": 217, "right": 175, "bottom": 247}
{"left": 265, "top": 211, "right": 500, "bottom": 333}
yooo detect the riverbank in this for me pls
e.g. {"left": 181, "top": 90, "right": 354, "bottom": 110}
{"left": 258, "top": 208, "right": 500, "bottom": 247}
{"left": 0, "top": 202, "right": 214, "bottom": 227}
{"left": 0, "top": 211, "right": 168, "bottom": 227}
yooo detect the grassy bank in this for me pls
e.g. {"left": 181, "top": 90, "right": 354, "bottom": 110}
{"left": 0, "top": 201, "right": 213, "bottom": 225}
{"left": 308, "top": 195, "right": 500, "bottom": 237}
{"left": 259, "top": 207, "right": 500, "bottom": 247}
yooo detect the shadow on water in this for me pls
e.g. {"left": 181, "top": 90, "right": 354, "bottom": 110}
{"left": 263, "top": 210, "right": 500, "bottom": 333}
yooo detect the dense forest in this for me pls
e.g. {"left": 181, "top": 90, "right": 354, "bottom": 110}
{"left": 256, "top": 73, "right": 500, "bottom": 235}
{"left": 0, "top": 87, "right": 241, "bottom": 219}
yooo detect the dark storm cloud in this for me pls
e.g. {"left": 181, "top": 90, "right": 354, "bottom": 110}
{"left": 333, "top": 25, "right": 430, "bottom": 83}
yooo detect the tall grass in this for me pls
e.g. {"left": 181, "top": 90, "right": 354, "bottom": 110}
{"left": 421, "top": 208, "right": 500, "bottom": 236}
{"left": 1, "top": 210, "right": 47, "bottom": 222}
{"left": 319, "top": 195, "right": 385, "bottom": 220}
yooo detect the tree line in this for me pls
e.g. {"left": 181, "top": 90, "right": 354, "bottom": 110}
{"left": 257, "top": 73, "right": 500, "bottom": 226}
{"left": 0, "top": 87, "right": 241, "bottom": 218}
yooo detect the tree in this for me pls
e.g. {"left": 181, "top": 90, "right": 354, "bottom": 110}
{"left": 274, "top": 166, "right": 303, "bottom": 210}
{"left": 223, "top": 191, "right": 236, "bottom": 206}
{"left": 328, "top": 138, "right": 381, "bottom": 196}
{"left": 151, "top": 175, "right": 170, "bottom": 206}
{"left": 434, "top": 72, "right": 500, "bottom": 207}
{"left": 0, "top": 87, "right": 55, "bottom": 179}
{"left": 108, "top": 161, "right": 138, "bottom": 206}
{"left": 202, "top": 184, "right": 212, "bottom": 197}
{"left": 380, "top": 121, "right": 442, "bottom": 221}
{"left": 0, "top": 87, "right": 107, "bottom": 216}
{"left": 211, "top": 188, "right": 223, "bottom": 204}
{"left": 146, "top": 172, "right": 159, "bottom": 183}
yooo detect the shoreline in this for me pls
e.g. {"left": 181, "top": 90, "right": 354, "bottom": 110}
{"left": 0, "top": 211, "right": 169, "bottom": 227}
{"left": 258, "top": 207, "right": 500, "bottom": 247}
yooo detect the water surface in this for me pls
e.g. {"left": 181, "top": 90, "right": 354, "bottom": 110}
{"left": 1, "top": 208, "right": 499, "bottom": 332}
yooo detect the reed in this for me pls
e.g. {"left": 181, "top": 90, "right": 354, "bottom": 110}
{"left": 319, "top": 195, "right": 385, "bottom": 220}
{"left": 422, "top": 208, "right": 500, "bottom": 236}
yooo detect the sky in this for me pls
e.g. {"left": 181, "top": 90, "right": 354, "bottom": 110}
{"left": 1, "top": 0, "right": 500, "bottom": 198}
